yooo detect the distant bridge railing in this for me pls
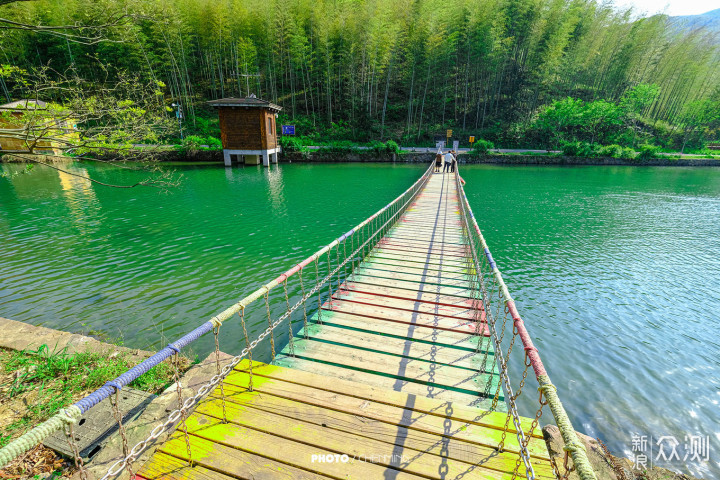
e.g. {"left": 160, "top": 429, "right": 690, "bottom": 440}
{"left": 453, "top": 164, "right": 597, "bottom": 480}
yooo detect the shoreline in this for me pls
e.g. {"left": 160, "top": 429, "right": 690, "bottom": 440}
{"left": 2, "top": 150, "right": 719, "bottom": 167}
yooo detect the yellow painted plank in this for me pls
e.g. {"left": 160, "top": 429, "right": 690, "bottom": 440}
{"left": 226, "top": 364, "right": 545, "bottom": 451}
{"left": 193, "top": 398, "right": 528, "bottom": 480}
{"left": 165, "top": 413, "right": 428, "bottom": 480}
{"left": 141, "top": 437, "right": 330, "bottom": 480}
{"left": 231, "top": 360, "right": 516, "bottom": 434}
{"left": 205, "top": 389, "right": 554, "bottom": 479}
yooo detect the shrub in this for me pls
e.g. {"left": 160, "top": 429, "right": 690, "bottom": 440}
{"left": 561, "top": 141, "right": 600, "bottom": 157}
{"left": 369, "top": 140, "right": 386, "bottom": 154}
{"left": 181, "top": 135, "right": 221, "bottom": 152}
{"left": 182, "top": 135, "right": 204, "bottom": 152}
{"left": 204, "top": 136, "right": 222, "bottom": 149}
{"left": 597, "top": 144, "right": 623, "bottom": 158}
{"left": 620, "top": 147, "right": 637, "bottom": 159}
{"left": 637, "top": 144, "right": 661, "bottom": 160}
{"left": 471, "top": 139, "right": 494, "bottom": 155}
{"left": 385, "top": 140, "right": 400, "bottom": 154}
{"left": 280, "top": 136, "right": 304, "bottom": 153}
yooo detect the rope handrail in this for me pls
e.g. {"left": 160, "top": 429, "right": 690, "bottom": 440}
{"left": 0, "top": 161, "right": 435, "bottom": 469}
{"left": 453, "top": 165, "right": 597, "bottom": 480}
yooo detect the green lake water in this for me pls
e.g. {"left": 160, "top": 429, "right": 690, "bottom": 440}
{"left": 1, "top": 161, "right": 718, "bottom": 477}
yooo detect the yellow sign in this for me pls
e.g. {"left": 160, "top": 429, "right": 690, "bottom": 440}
{"left": 447, "top": 129, "right": 452, "bottom": 137}
{"left": 469, "top": 136, "right": 475, "bottom": 143}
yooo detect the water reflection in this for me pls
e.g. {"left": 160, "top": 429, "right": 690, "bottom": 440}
{"left": 265, "top": 164, "right": 287, "bottom": 217}
{"left": 56, "top": 164, "right": 102, "bottom": 236}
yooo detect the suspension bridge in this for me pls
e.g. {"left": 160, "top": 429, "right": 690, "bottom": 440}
{"left": 0, "top": 162, "right": 597, "bottom": 480}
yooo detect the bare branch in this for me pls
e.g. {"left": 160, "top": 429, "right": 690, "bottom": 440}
{"left": 3, "top": 153, "right": 181, "bottom": 189}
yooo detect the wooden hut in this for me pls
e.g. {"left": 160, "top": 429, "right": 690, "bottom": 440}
{"left": 207, "top": 95, "right": 282, "bottom": 167}
{"left": 0, "top": 99, "right": 78, "bottom": 156}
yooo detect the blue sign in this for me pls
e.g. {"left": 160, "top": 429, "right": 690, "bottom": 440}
{"left": 282, "top": 125, "right": 295, "bottom": 135}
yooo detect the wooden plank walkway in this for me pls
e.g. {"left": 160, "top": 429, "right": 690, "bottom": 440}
{"left": 136, "top": 172, "right": 554, "bottom": 480}
{"left": 275, "top": 172, "right": 500, "bottom": 409}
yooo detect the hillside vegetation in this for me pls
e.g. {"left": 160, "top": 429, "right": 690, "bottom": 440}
{"left": 0, "top": 0, "right": 719, "bottom": 153}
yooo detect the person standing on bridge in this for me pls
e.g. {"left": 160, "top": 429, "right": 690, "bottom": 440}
{"left": 443, "top": 150, "right": 454, "bottom": 174}
{"left": 435, "top": 148, "right": 443, "bottom": 173}
{"left": 450, "top": 151, "right": 457, "bottom": 173}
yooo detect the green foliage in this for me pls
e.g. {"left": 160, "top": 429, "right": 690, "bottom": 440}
{"left": 315, "top": 141, "right": 366, "bottom": 154}
{"left": 384, "top": 140, "right": 400, "bottom": 154}
{"left": 621, "top": 84, "right": 661, "bottom": 116}
{"left": 0, "top": 0, "right": 718, "bottom": 151}
{"left": 181, "top": 135, "right": 222, "bottom": 152}
{"left": 561, "top": 141, "right": 599, "bottom": 157}
{"left": 636, "top": 144, "right": 661, "bottom": 160}
{"left": 279, "top": 136, "right": 304, "bottom": 153}
{"left": 471, "top": 139, "right": 494, "bottom": 155}
{"left": 595, "top": 144, "right": 637, "bottom": 159}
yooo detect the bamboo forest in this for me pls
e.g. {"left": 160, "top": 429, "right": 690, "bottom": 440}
{"left": 1, "top": 0, "right": 720, "bottom": 151}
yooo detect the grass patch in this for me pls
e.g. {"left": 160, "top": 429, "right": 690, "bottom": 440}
{"left": 0, "top": 344, "right": 188, "bottom": 448}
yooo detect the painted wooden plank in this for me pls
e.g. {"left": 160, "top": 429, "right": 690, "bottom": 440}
{"left": 277, "top": 339, "right": 500, "bottom": 396}
{"left": 349, "top": 273, "right": 475, "bottom": 297}
{"left": 136, "top": 451, "right": 241, "bottom": 480}
{"left": 380, "top": 237, "right": 468, "bottom": 249}
{"left": 310, "top": 310, "right": 487, "bottom": 351}
{"left": 143, "top": 437, "right": 330, "bottom": 480}
{"left": 354, "top": 264, "right": 472, "bottom": 286}
{"left": 294, "top": 322, "right": 493, "bottom": 371}
{"left": 361, "top": 256, "right": 473, "bottom": 275}
{"left": 390, "top": 223, "right": 465, "bottom": 233}
{"left": 168, "top": 413, "right": 429, "bottom": 480}
{"left": 228, "top": 363, "right": 547, "bottom": 446}
{"left": 384, "top": 232, "right": 466, "bottom": 246}
{"left": 369, "top": 250, "right": 469, "bottom": 268}
{"left": 321, "top": 299, "right": 489, "bottom": 336}
{"left": 370, "top": 251, "right": 471, "bottom": 269}
{"left": 327, "top": 292, "right": 482, "bottom": 323}
{"left": 193, "top": 399, "right": 520, "bottom": 480}
{"left": 339, "top": 280, "right": 480, "bottom": 307}
{"left": 273, "top": 355, "right": 496, "bottom": 408}
{"left": 376, "top": 242, "right": 469, "bottom": 257}
{"left": 204, "top": 390, "right": 553, "bottom": 478}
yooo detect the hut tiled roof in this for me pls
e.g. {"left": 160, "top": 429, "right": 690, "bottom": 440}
{"left": 207, "top": 95, "right": 282, "bottom": 112}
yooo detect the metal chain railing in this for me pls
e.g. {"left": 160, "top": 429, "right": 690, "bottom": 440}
{"left": 453, "top": 164, "right": 597, "bottom": 480}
